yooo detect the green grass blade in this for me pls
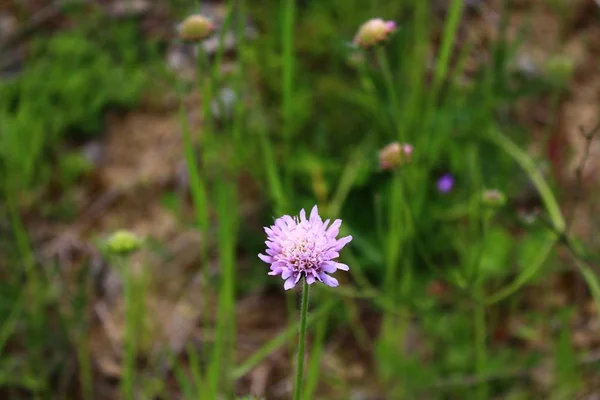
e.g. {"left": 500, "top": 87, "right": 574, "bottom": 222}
{"left": 0, "top": 291, "right": 25, "bottom": 356}
{"left": 207, "top": 181, "right": 238, "bottom": 398}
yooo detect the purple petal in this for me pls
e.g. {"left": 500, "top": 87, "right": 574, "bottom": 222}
{"left": 281, "top": 268, "right": 292, "bottom": 279}
{"left": 282, "top": 215, "right": 295, "bottom": 226}
{"left": 299, "top": 209, "right": 307, "bottom": 222}
{"left": 322, "top": 261, "right": 349, "bottom": 273}
{"left": 319, "top": 273, "right": 339, "bottom": 288}
{"left": 333, "top": 235, "right": 352, "bottom": 251}
{"left": 268, "top": 268, "right": 282, "bottom": 276}
{"left": 334, "top": 261, "right": 349, "bottom": 271}
{"left": 321, "top": 261, "right": 337, "bottom": 273}
{"left": 266, "top": 241, "right": 281, "bottom": 251}
{"left": 309, "top": 205, "right": 321, "bottom": 224}
{"left": 258, "top": 253, "right": 272, "bottom": 263}
{"left": 322, "top": 250, "right": 340, "bottom": 260}
{"left": 268, "top": 261, "right": 285, "bottom": 275}
{"left": 326, "top": 220, "right": 342, "bottom": 238}
{"left": 306, "top": 273, "right": 316, "bottom": 284}
{"left": 284, "top": 277, "right": 297, "bottom": 290}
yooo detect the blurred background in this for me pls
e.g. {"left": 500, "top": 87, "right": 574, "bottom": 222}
{"left": 1, "top": 0, "right": 600, "bottom": 399}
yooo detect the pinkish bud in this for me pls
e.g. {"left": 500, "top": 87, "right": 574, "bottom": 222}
{"left": 354, "top": 18, "right": 397, "bottom": 48}
{"left": 177, "top": 15, "right": 215, "bottom": 42}
{"left": 379, "top": 142, "right": 413, "bottom": 170}
{"left": 481, "top": 189, "right": 506, "bottom": 208}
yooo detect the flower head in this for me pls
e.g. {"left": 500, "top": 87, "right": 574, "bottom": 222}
{"left": 354, "top": 18, "right": 397, "bottom": 48}
{"left": 177, "top": 15, "right": 215, "bottom": 42}
{"left": 259, "top": 206, "right": 352, "bottom": 290}
{"left": 437, "top": 173, "right": 455, "bottom": 194}
{"left": 379, "top": 142, "right": 413, "bottom": 170}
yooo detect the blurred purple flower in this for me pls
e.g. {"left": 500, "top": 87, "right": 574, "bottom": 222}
{"left": 259, "top": 206, "right": 352, "bottom": 290}
{"left": 437, "top": 174, "right": 455, "bottom": 193}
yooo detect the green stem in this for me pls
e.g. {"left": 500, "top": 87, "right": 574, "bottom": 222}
{"left": 375, "top": 46, "right": 404, "bottom": 142}
{"left": 77, "top": 334, "right": 94, "bottom": 399}
{"left": 488, "top": 129, "right": 564, "bottom": 232}
{"left": 485, "top": 128, "right": 565, "bottom": 304}
{"left": 121, "top": 257, "right": 135, "bottom": 400}
{"left": 293, "top": 278, "right": 310, "bottom": 400}
{"left": 474, "top": 290, "right": 487, "bottom": 400}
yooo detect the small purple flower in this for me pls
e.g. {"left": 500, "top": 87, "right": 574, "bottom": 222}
{"left": 259, "top": 206, "right": 352, "bottom": 290}
{"left": 437, "top": 174, "right": 455, "bottom": 193}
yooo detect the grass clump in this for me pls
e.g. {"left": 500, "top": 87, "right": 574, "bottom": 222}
{"left": 0, "top": 21, "right": 155, "bottom": 194}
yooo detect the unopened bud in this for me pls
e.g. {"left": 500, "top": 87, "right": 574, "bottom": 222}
{"left": 379, "top": 142, "right": 413, "bottom": 170}
{"left": 177, "top": 15, "right": 215, "bottom": 42}
{"left": 481, "top": 189, "right": 506, "bottom": 208}
{"left": 105, "top": 230, "right": 143, "bottom": 256}
{"left": 354, "top": 18, "right": 397, "bottom": 48}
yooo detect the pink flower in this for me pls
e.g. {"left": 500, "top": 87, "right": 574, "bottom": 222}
{"left": 354, "top": 18, "right": 397, "bottom": 48}
{"left": 379, "top": 142, "right": 413, "bottom": 170}
{"left": 259, "top": 206, "right": 352, "bottom": 290}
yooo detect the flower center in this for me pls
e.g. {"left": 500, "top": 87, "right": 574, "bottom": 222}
{"left": 280, "top": 234, "right": 321, "bottom": 272}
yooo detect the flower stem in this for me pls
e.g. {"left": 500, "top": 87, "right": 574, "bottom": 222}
{"left": 474, "top": 286, "right": 488, "bottom": 400}
{"left": 121, "top": 257, "right": 135, "bottom": 400}
{"left": 293, "top": 278, "right": 310, "bottom": 400}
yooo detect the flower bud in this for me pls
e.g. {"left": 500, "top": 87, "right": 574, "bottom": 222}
{"left": 379, "top": 142, "right": 413, "bottom": 170}
{"left": 354, "top": 18, "right": 397, "bottom": 48}
{"left": 481, "top": 189, "right": 506, "bottom": 208}
{"left": 545, "top": 54, "right": 575, "bottom": 89}
{"left": 104, "top": 230, "right": 143, "bottom": 256}
{"left": 177, "top": 15, "right": 215, "bottom": 42}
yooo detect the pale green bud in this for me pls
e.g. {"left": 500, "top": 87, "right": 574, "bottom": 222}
{"left": 177, "top": 15, "right": 215, "bottom": 42}
{"left": 105, "top": 230, "right": 143, "bottom": 255}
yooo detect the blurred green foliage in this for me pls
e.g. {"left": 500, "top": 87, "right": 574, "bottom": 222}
{"left": 0, "top": 21, "right": 154, "bottom": 194}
